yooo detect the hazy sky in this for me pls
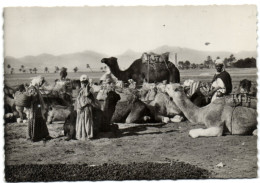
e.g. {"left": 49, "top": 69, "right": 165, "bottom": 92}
{"left": 4, "top": 5, "right": 257, "bottom": 58}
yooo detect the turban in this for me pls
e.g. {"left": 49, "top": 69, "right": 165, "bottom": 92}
{"left": 215, "top": 58, "right": 224, "bottom": 65}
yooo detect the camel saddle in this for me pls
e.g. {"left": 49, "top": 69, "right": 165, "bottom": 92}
{"left": 141, "top": 52, "right": 171, "bottom": 82}
{"left": 223, "top": 93, "right": 257, "bottom": 109}
{"left": 141, "top": 52, "right": 169, "bottom": 64}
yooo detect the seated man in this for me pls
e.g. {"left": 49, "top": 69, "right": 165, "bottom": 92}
{"left": 208, "top": 59, "right": 232, "bottom": 102}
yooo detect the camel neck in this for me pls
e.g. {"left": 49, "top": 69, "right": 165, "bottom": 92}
{"left": 108, "top": 63, "right": 125, "bottom": 81}
{"left": 174, "top": 93, "right": 200, "bottom": 123}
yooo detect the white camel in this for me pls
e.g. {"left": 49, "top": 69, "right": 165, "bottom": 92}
{"left": 165, "top": 84, "right": 257, "bottom": 138}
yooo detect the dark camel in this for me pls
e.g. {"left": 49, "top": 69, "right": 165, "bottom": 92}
{"left": 63, "top": 91, "right": 121, "bottom": 141}
{"left": 101, "top": 57, "right": 180, "bottom": 86}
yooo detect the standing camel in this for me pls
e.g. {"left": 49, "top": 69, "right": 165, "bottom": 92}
{"left": 101, "top": 56, "right": 180, "bottom": 86}
{"left": 165, "top": 84, "right": 257, "bottom": 138}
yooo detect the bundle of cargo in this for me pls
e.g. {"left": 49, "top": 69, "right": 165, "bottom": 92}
{"left": 225, "top": 93, "right": 257, "bottom": 109}
{"left": 14, "top": 92, "right": 32, "bottom": 108}
{"left": 141, "top": 52, "right": 170, "bottom": 63}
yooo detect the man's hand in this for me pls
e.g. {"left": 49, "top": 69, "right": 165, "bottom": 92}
{"left": 208, "top": 90, "right": 215, "bottom": 96}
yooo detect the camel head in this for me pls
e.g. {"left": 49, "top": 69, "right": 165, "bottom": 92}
{"left": 165, "top": 83, "right": 184, "bottom": 99}
{"left": 239, "top": 79, "right": 252, "bottom": 93}
{"left": 101, "top": 57, "right": 118, "bottom": 68}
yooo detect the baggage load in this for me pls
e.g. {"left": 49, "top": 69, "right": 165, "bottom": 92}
{"left": 227, "top": 93, "right": 257, "bottom": 109}
{"left": 214, "top": 93, "right": 257, "bottom": 109}
{"left": 141, "top": 52, "right": 170, "bottom": 63}
{"left": 14, "top": 92, "right": 31, "bottom": 107}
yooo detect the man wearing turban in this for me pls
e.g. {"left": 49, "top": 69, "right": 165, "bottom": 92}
{"left": 208, "top": 58, "right": 232, "bottom": 102}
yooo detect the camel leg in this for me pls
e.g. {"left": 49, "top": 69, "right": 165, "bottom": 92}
{"left": 152, "top": 114, "right": 170, "bottom": 123}
{"left": 189, "top": 126, "right": 223, "bottom": 138}
{"left": 170, "top": 115, "right": 184, "bottom": 123}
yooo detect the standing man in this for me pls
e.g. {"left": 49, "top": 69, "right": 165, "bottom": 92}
{"left": 208, "top": 58, "right": 232, "bottom": 102}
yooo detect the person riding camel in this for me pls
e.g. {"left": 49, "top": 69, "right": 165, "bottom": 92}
{"left": 208, "top": 58, "right": 232, "bottom": 102}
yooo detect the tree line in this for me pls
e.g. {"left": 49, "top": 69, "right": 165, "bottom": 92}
{"left": 6, "top": 54, "right": 256, "bottom": 74}
{"left": 6, "top": 64, "right": 107, "bottom": 74}
{"left": 177, "top": 54, "right": 256, "bottom": 70}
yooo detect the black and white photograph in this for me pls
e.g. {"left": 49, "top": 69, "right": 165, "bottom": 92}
{"left": 1, "top": 2, "right": 259, "bottom": 182}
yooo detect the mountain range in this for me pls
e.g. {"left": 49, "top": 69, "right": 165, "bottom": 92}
{"left": 4, "top": 45, "right": 257, "bottom": 72}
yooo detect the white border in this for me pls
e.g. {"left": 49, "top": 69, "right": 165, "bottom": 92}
{"left": 0, "top": 1, "right": 259, "bottom": 183}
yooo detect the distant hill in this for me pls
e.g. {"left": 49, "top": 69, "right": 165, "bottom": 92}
{"left": 152, "top": 45, "right": 256, "bottom": 64}
{"left": 4, "top": 46, "right": 256, "bottom": 73}
{"left": 114, "top": 45, "right": 256, "bottom": 68}
{"left": 116, "top": 49, "right": 143, "bottom": 69}
{"left": 4, "top": 51, "right": 108, "bottom": 73}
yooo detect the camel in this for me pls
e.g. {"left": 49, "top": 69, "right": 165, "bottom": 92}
{"left": 165, "top": 84, "right": 257, "bottom": 138}
{"left": 101, "top": 56, "right": 180, "bottom": 86}
{"left": 123, "top": 92, "right": 183, "bottom": 124}
{"left": 63, "top": 91, "right": 121, "bottom": 141}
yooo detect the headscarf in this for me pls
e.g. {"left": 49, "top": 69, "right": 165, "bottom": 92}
{"left": 215, "top": 58, "right": 225, "bottom": 73}
{"left": 27, "top": 85, "right": 48, "bottom": 121}
{"left": 30, "top": 75, "right": 45, "bottom": 87}
{"left": 215, "top": 58, "right": 224, "bottom": 65}
{"left": 80, "top": 74, "right": 89, "bottom": 82}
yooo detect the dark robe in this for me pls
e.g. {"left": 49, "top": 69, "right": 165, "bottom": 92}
{"left": 212, "top": 70, "right": 232, "bottom": 95}
{"left": 27, "top": 86, "right": 50, "bottom": 142}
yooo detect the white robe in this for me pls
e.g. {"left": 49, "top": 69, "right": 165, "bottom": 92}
{"left": 211, "top": 78, "right": 226, "bottom": 102}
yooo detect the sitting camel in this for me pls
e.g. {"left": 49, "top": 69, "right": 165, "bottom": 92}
{"left": 119, "top": 92, "right": 183, "bottom": 124}
{"left": 165, "top": 84, "right": 257, "bottom": 138}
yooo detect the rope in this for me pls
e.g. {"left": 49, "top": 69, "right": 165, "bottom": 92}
{"left": 230, "top": 106, "right": 237, "bottom": 135}
{"left": 163, "top": 58, "right": 171, "bottom": 73}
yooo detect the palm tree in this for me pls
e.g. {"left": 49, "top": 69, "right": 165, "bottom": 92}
{"left": 7, "top": 64, "right": 11, "bottom": 74}
{"left": 21, "top": 65, "right": 24, "bottom": 70}
{"left": 23, "top": 69, "right": 26, "bottom": 73}
{"left": 33, "top": 67, "right": 37, "bottom": 74}
{"left": 54, "top": 66, "right": 59, "bottom": 73}
{"left": 19, "top": 68, "right": 22, "bottom": 73}
{"left": 10, "top": 68, "right": 14, "bottom": 74}
{"left": 86, "top": 64, "right": 93, "bottom": 72}
{"left": 29, "top": 68, "right": 32, "bottom": 74}
{"left": 191, "top": 63, "right": 196, "bottom": 69}
{"left": 228, "top": 54, "right": 236, "bottom": 63}
{"left": 184, "top": 60, "right": 191, "bottom": 69}
{"left": 73, "top": 67, "right": 78, "bottom": 73}
{"left": 44, "top": 67, "right": 49, "bottom": 73}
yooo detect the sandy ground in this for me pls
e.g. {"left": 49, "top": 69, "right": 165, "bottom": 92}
{"left": 4, "top": 68, "right": 258, "bottom": 180}
{"left": 5, "top": 120, "right": 257, "bottom": 179}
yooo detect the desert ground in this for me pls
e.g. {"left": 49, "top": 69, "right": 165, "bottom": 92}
{"left": 4, "top": 68, "right": 258, "bottom": 181}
